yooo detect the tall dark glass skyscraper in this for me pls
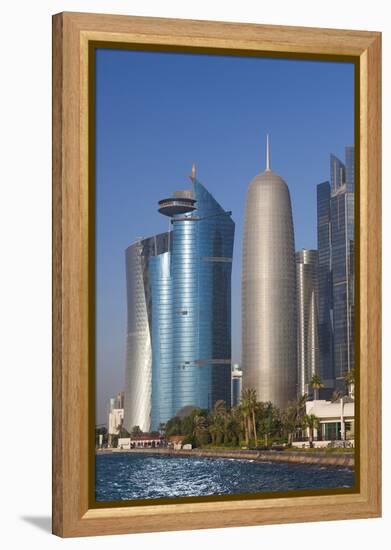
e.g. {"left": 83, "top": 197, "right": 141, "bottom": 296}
{"left": 317, "top": 181, "right": 334, "bottom": 388}
{"left": 124, "top": 168, "right": 234, "bottom": 432}
{"left": 317, "top": 146, "right": 355, "bottom": 390}
{"left": 330, "top": 148, "right": 355, "bottom": 388}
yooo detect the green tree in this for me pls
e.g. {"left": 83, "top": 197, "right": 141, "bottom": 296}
{"left": 118, "top": 426, "right": 130, "bottom": 438}
{"left": 241, "top": 388, "right": 258, "bottom": 445}
{"left": 95, "top": 425, "right": 108, "bottom": 448}
{"left": 282, "top": 394, "right": 307, "bottom": 445}
{"left": 281, "top": 406, "right": 296, "bottom": 446}
{"left": 310, "top": 374, "right": 324, "bottom": 401}
{"left": 230, "top": 405, "right": 245, "bottom": 446}
{"left": 130, "top": 425, "right": 143, "bottom": 438}
{"left": 224, "top": 410, "right": 241, "bottom": 446}
{"left": 192, "top": 414, "right": 209, "bottom": 447}
{"left": 181, "top": 408, "right": 206, "bottom": 439}
{"left": 258, "top": 401, "right": 276, "bottom": 447}
{"left": 331, "top": 389, "right": 344, "bottom": 403}
{"left": 165, "top": 416, "right": 182, "bottom": 436}
{"left": 303, "top": 414, "right": 320, "bottom": 447}
{"left": 344, "top": 368, "right": 355, "bottom": 398}
{"left": 209, "top": 400, "right": 227, "bottom": 445}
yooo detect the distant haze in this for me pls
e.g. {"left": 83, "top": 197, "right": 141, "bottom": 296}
{"left": 95, "top": 49, "right": 354, "bottom": 424}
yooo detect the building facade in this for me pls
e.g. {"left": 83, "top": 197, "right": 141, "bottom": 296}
{"left": 124, "top": 170, "right": 234, "bottom": 433}
{"left": 316, "top": 181, "right": 334, "bottom": 388}
{"left": 231, "top": 364, "right": 243, "bottom": 407}
{"left": 305, "top": 399, "right": 354, "bottom": 443}
{"left": 123, "top": 233, "right": 170, "bottom": 433}
{"left": 330, "top": 149, "right": 355, "bottom": 388}
{"left": 242, "top": 138, "right": 297, "bottom": 409}
{"left": 151, "top": 174, "right": 235, "bottom": 430}
{"left": 296, "top": 249, "right": 319, "bottom": 397}
{"left": 108, "top": 408, "right": 124, "bottom": 436}
{"left": 107, "top": 391, "right": 125, "bottom": 434}
{"left": 316, "top": 147, "right": 355, "bottom": 391}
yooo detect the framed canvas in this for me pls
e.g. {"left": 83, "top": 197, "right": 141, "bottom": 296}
{"left": 52, "top": 12, "right": 381, "bottom": 538}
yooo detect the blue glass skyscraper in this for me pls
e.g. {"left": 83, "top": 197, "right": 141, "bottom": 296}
{"left": 123, "top": 167, "right": 234, "bottom": 432}
{"left": 151, "top": 170, "right": 234, "bottom": 430}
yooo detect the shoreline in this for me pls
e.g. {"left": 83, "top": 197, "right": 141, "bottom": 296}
{"left": 96, "top": 447, "right": 354, "bottom": 468}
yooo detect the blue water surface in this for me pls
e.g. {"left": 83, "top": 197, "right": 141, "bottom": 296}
{"left": 95, "top": 453, "right": 354, "bottom": 502}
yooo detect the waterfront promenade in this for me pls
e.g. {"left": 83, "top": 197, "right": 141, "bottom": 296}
{"left": 96, "top": 447, "right": 354, "bottom": 468}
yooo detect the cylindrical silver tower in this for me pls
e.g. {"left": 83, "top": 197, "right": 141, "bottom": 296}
{"left": 242, "top": 137, "right": 297, "bottom": 409}
{"left": 296, "top": 249, "right": 319, "bottom": 397}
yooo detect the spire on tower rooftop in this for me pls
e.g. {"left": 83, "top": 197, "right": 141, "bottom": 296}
{"left": 265, "top": 134, "right": 271, "bottom": 172}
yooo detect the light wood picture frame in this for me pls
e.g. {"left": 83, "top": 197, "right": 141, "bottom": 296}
{"left": 52, "top": 11, "right": 381, "bottom": 538}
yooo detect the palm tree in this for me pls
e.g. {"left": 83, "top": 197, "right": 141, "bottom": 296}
{"left": 281, "top": 395, "right": 307, "bottom": 445}
{"left": 310, "top": 374, "right": 324, "bottom": 401}
{"left": 295, "top": 394, "right": 308, "bottom": 427}
{"left": 231, "top": 405, "right": 246, "bottom": 446}
{"left": 130, "top": 425, "right": 143, "bottom": 438}
{"left": 165, "top": 416, "right": 182, "bottom": 436}
{"left": 213, "top": 400, "right": 226, "bottom": 415}
{"left": 262, "top": 402, "right": 275, "bottom": 447}
{"left": 208, "top": 423, "right": 218, "bottom": 446}
{"left": 241, "top": 388, "right": 258, "bottom": 445}
{"left": 118, "top": 425, "right": 130, "bottom": 438}
{"left": 192, "top": 414, "right": 209, "bottom": 446}
{"left": 249, "top": 390, "right": 258, "bottom": 445}
{"left": 331, "top": 389, "right": 344, "bottom": 403}
{"left": 225, "top": 410, "right": 241, "bottom": 446}
{"left": 281, "top": 405, "right": 296, "bottom": 446}
{"left": 304, "top": 414, "right": 320, "bottom": 447}
{"left": 237, "top": 402, "right": 250, "bottom": 446}
{"left": 210, "top": 400, "right": 226, "bottom": 445}
{"left": 344, "top": 368, "right": 355, "bottom": 398}
{"left": 215, "top": 413, "right": 226, "bottom": 445}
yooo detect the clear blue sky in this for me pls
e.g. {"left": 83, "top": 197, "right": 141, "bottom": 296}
{"left": 95, "top": 48, "right": 354, "bottom": 424}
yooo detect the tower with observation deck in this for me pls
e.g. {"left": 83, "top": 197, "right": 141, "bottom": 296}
{"left": 124, "top": 165, "right": 235, "bottom": 433}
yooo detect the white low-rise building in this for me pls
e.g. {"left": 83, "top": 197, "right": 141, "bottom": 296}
{"left": 115, "top": 436, "right": 164, "bottom": 450}
{"left": 293, "top": 398, "right": 355, "bottom": 448}
{"left": 117, "top": 437, "right": 131, "bottom": 450}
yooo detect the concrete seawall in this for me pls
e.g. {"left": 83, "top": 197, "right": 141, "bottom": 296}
{"left": 98, "top": 447, "right": 354, "bottom": 468}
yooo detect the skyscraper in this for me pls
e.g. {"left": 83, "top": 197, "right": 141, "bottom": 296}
{"left": 316, "top": 147, "right": 355, "bottom": 391}
{"left": 242, "top": 137, "right": 297, "bottom": 409}
{"left": 296, "top": 249, "right": 319, "bottom": 397}
{"left": 123, "top": 233, "right": 170, "bottom": 433}
{"left": 330, "top": 148, "right": 355, "bottom": 388}
{"left": 124, "top": 169, "right": 234, "bottom": 433}
{"left": 152, "top": 171, "right": 235, "bottom": 429}
{"left": 316, "top": 181, "right": 334, "bottom": 387}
